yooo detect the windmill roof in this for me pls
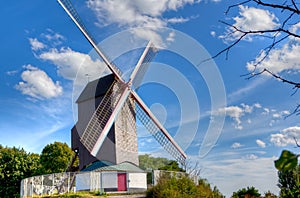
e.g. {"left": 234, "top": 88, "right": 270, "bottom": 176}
{"left": 82, "top": 161, "right": 145, "bottom": 173}
{"left": 76, "top": 74, "right": 115, "bottom": 103}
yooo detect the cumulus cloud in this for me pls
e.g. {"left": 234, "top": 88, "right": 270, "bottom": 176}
{"left": 231, "top": 142, "right": 243, "bottom": 149}
{"left": 216, "top": 103, "right": 261, "bottom": 130}
{"left": 86, "top": 0, "right": 198, "bottom": 44}
{"left": 221, "top": 5, "right": 279, "bottom": 41}
{"left": 16, "top": 65, "right": 63, "bottom": 99}
{"left": 39, "top": 47, "right": 110, "bottom": 82}
{"left": 247, "top": 43, "right": 300, "bottom": 74}
{"left": 29, "top": 38, "right": 46, "bottom": 51}
{"left": 270, "top": 126, "right": 300, "bottom": 146}
{"left": 256, "top": 139, "right": 266, "bottom": 148}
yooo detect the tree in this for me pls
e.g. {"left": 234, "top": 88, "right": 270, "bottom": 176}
{"left": 159, "top": 160, "right": 185, "bottom": 172}
{"left": 0, "top": 146, "right": 40, "bottom": 198}
{"left": 139, "top": 154, "right": 171, "bottom": 170}
{"left": 39, "top": 141, "right": 75, "bottom": 174}
{"left": 277, "top": 164, "right": 300, "bottom": 197}
{"left": 231, "top": 186, "right": 261, "bottom": 198}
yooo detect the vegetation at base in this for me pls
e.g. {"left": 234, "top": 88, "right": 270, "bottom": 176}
{"left": 39, "top": 142, "right": 78, "bottom": 174}
{"left": 277, "top": 164, "right": 300, "bottom": 197}
{"left": 231, "top": 186, "right": 261, "bottom": 198}
{"left": 0, "top": 142, "right": 77, "bottom": 198}
{"left": 146, "top": 173, "right": 224, "bottom": 198}
{"left": 139, "top": 154, "right": 171, "bottom": 170}
{"left": 0, "top": 146, "right": 40, "bottom": 198}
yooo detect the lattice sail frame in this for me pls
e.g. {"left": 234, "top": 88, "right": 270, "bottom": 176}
{"left": 57, "top": 0, "right": 187, "bottom": 165}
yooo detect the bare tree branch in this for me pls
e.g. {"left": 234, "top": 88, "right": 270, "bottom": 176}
{"left": 253, "top": 0, "right": 300, "bottom": 14}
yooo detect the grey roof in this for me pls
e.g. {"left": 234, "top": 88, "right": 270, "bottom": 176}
{"left": 83, "top": 161, "right": 145, "bottom": 173}
{"left": 81, "top": 160, "right": 114, "bottom": 172}
{"left": 76, "top": 74, "right": 115, "bottom": 103}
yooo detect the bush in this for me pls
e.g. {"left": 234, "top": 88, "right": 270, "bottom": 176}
{"left": 146, "top": 172, "right": 224, "bottom": 198}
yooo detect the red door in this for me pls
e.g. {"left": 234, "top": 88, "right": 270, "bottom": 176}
{"left": 117, "top": 173, "right": 127, "bottom": 191}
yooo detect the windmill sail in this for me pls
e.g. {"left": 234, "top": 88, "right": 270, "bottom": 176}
{"left": 132, "top": 92, "right": 187, "bottom": 165}
{"left": 130, "top": 41, "right": 157, "bottom": 89}
{"left": 58, "top": 0, "right": 187, "bottom": 166}
{"left": 57, "top": 0, "right": 123, "bottom": 81}
{"left": 80, "top": 81, "right": 126, "bottom": 153}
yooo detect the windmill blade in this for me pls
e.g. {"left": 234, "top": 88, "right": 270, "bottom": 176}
{"left": 132, "top": 91, "right": 187, "bottom": 165}
{"left": 129, "top": 41, "right": 158, "bottom": 89}
{"left": 80, "top": 81, "right": 130, "bottom": 156}
{"left": 57, "top": 0, "right": 123, "bottom": 81}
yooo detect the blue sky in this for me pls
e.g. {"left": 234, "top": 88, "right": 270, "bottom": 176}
{"left": 1, "top": 0, "right": 300, "bottom": 196}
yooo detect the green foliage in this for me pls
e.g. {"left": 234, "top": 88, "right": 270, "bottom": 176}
{"left": 277, "top": 165, "right": 300, "bottom": 197}
{"left": 147, "top": 173, "right": 224, "bottom": 198}
{"left": 159, "top": 160, "right": 185, "bottom": 172}
{"left": 275, "top": 150, "right": 299, "bottom": 171}
{"left": 39, "top": 142, "right": 74, "bottom": 174}
{"left": 139, "top": 154, "right": 171, "bottom": 170}
{"left": 231, "top": 186, "right": 261, "bottom": 198}
{"left": 0, "top": 146, "right": 40, "bottom": 198}
{"left": 146, "top": 173, "right": 198, "bottom": 198}
{"left": 264, "top": 191, "right": 277, "bottom": 198}
{"left": 197, "top": 178, "right": 225, "bottom": 198}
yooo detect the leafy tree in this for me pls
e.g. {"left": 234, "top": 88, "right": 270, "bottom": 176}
{"left": 159, "top": 160, "right": 185, "bottom": 172}
{"left": 0, "top": 146, "right": 40, "bottom": 198}
{"left": 139, "top": 154, "right": 171, "bottom": 170}
{"left": 39, "top": 141, "right": 74, "bottom": 174}
{"left": 277, "top": 164, "right": 300, "bottom": 197}
{"left": 231, "top": 186, "right": 261, "bottom": 198}
{"left": 264, "top": 191, "right": 277, "bottom": 198}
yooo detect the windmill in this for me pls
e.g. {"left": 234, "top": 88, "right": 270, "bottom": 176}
{"left": 57, "top": 0, "right": 187, "bottom": 169}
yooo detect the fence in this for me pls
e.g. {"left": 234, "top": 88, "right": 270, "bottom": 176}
{"left": 20, "top": 172, "right": 76, "bottom": 197}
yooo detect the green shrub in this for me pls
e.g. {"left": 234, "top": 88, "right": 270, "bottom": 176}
{"left": 147, "top": 173, "right": 198, "bottom": 198}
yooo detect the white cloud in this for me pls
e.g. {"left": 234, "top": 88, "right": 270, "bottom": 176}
{"left": 217, "top": 106, "right": 243, "bottom": 129}
{"left": 216, "top": 103, "right": 261, "bottom": 130}
{"left": 38, "top": 47, "right": 110, "bottom": 82}
{"left": 256, "top": 139, "right": 266, "bottom": 148}
{"left": 41, "top": 29, "right": 65, "bottom": 46}
{"left": 247, "top": 43, "right": 300, "bottom": 74}
{"left": 86, "top": 0, "right": 198, "bottom": 44}
{"left": 167, "top": 17, "right": 190, "bottom": 24}
{"left": 244, "top": 154, "right": 259, "bottom": 160}
{"left": 262, "top": 108, "right": 270, "bottom": 115}
{"left": 241, "top": 103, "right": 253, "bottom": 113}
{"left": 29, "top": 38, "right": 46, "bottom": 51}
{"left": 272, "top": 113, "right": 281, "bottom": 118}
{"left": 221, "top": 5, "right": 279, "bottom": 41}
{"left": 272, "top": 110, "right": 290, "bottom": 119}
{"left": 231, "top": 142, "right": 243, "bottom": 149}
{"left": 210, "top": 31, "right": 216, "bottom": 37}
{"left": 254, "top": 103, "right": 262, "bottom": 108}
{"left": 200, "top": 156, "right": 279, "bottom": 197}
{"left": 290, "top": 22, "right": 300, "bottom": 35}
{"left": 270, "top": 126, "right": 300, "bottom": 146}
{"left": 16, "top": 65, "right": 63, "bottom": 99}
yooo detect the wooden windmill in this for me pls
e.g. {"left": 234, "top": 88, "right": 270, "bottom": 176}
{"left": 57, "top": 0, "right": 187, "bottom": 170}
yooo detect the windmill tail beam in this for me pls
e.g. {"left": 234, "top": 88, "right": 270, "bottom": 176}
{"left": 57, "top": 0, "right": 124, "bottom": 82}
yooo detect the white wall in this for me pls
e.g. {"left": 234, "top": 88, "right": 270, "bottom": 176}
{"left": 128, "top": 173, "right": 147, "bottom": 189}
